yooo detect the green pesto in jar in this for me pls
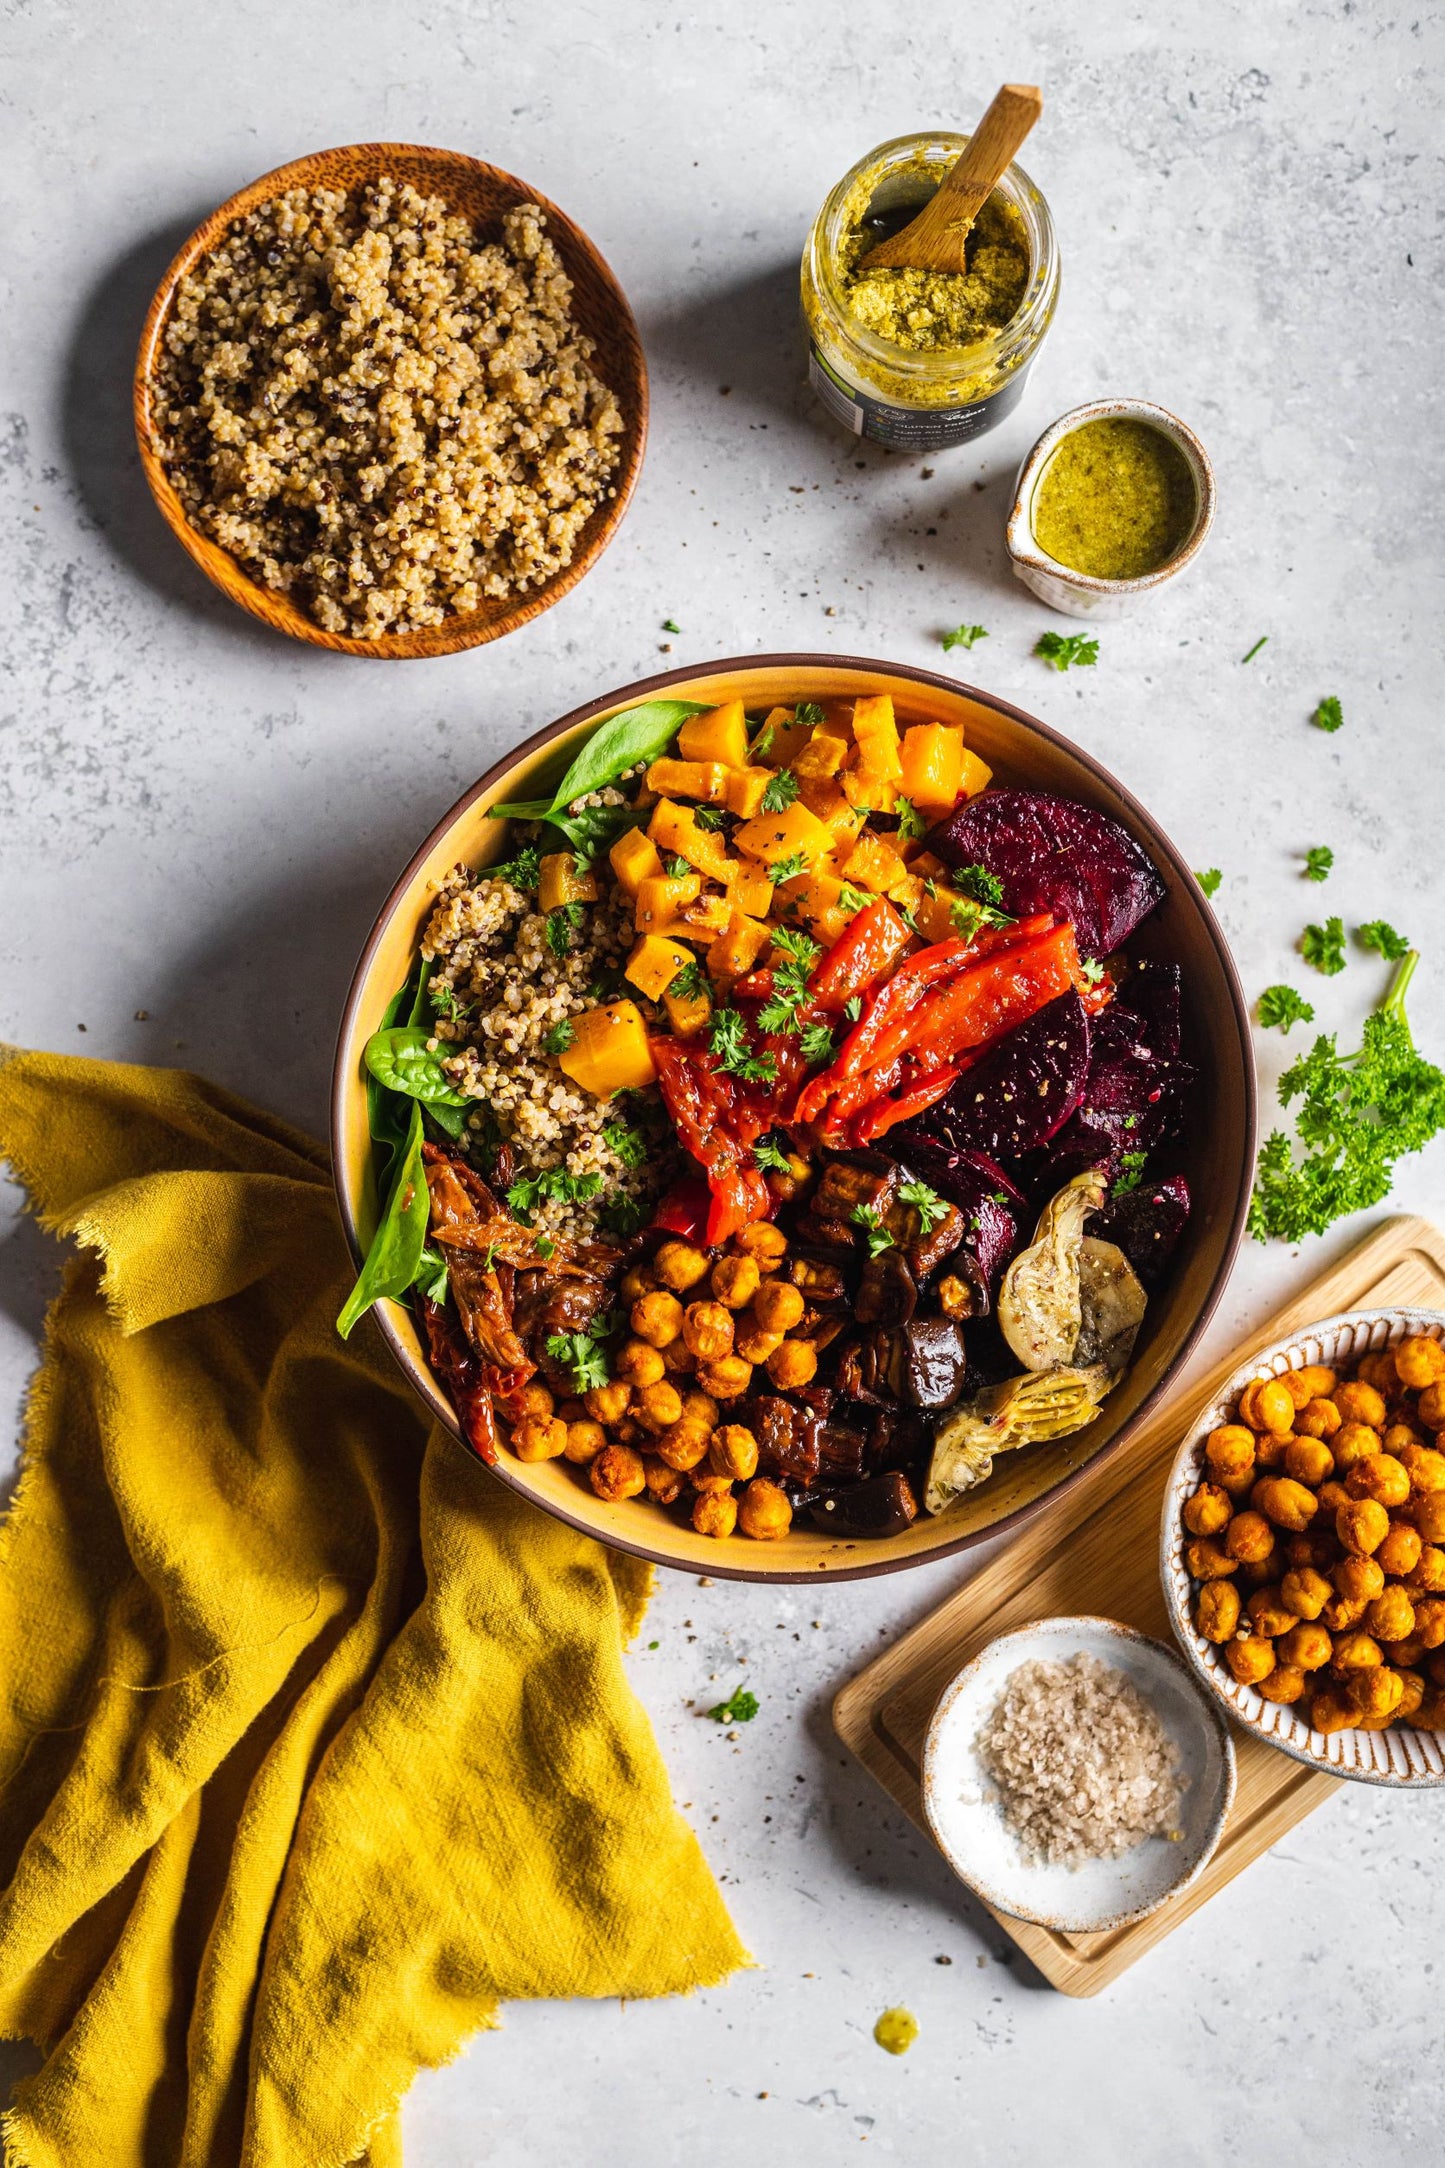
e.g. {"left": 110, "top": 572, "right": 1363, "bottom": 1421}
{"left": 840, "top": 191, "right": 1031, "bottom": 354}
{"left": 1033, "top": 418, "right": 1197, "bottom": 581}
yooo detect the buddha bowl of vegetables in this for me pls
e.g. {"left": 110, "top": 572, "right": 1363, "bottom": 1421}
{"left": 332, "top": 656, "right": 1257, "bottom": 1582}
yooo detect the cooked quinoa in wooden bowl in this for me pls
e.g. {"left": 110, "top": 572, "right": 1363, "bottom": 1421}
{"left": 332, "top": 656, "right": 1256, "bottom": 1582}
{"left": 134, "top": 144, "right": 646, "bottom": 657}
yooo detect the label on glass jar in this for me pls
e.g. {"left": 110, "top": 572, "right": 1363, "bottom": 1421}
{"left": 808, "top": 344, "right": 1031, "bottom": 452}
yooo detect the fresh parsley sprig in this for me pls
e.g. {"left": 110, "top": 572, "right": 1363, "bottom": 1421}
{"left": 1312, "top": 695, "right": 1344, "bottom": 734}
{"left": 1195, "top": 869, "right": 1222, "bottom": 899}
{"left": 708, "top": 1687, "right": 759, "bottom": 1724}
{"left": 762, "top": 769, "right": 801, "bottom": 814}
{"left": 1357, "top": 920, "right": 1411, "bottom": 962}
{"left": 767, "top": 850, "right": 809, "bottom": 887}
{"left": 851, "top": 1202, "right": 895, "bottom": 1258}
{"left": 1301, "top": 917, "right": 1347, "bottom": 977}
{"left": 897, "top": 1178, "right": 947, "bottom": 1234}
{"left": 1035, "top": 631, "right": 1099, "bottom": 672}
{"left": 1258, "top": 985, "right": 1316, "bottom": 1034}
{"left": 545, "top": 1327, "right": 612, "bottom": 1392}
{"left": 709, "top": 1007, "right": 777, "bottom": 1084}
{"left": 941, "top": 623, "right": 988, "bottom": 653}
{"left": 1303, "top": 847, "right": 1334, "bottom": 883}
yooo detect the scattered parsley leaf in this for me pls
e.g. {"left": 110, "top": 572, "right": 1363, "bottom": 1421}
{"left": 898, "top": 1178, "right": 947, "bottom": 1234}
{"left": 506, "top": 1167, "right": 604, "bottom": 1220}
{"left": 1035, "top": 630, "right": 1099, "bottom": 672}
{"left": 1195, "top": 869, "right": 1223, "bottom": 898}
{"left": 1357, "top": 920, "right": 1411, "bottom": 962}
{"left": 1112, "top": 1149, "right": 1149, "bottom": 1199}
{"left": 428, "top": 980, "right": 467, "bottom": 1023}
{"left": 767, "top": 850, "right": 809, "bottom": 887}
{"left": 491, "top": 844, "right": 541, "bottom": 891}
{"left": 836, "top": 881, "right": 873, "bottom": 916}
{"left": 749, "top": 721, "right": 777, "bottom": 762}
{"left": 894, "top": 795, "right": 927, "bottom": 842}
{"left": 1079, "top": 957, "right": 1106, "bottom": 987}
{"left": 762, "top": 768, "right": 801, "bottom": 814}
{"left": 662, "top": 617, "right": 681, "bottom": 634}
{"left": 843, "top": 995, "right": 863, "bottom": 1023}
{"left": 1303, "top": 846, "right": 1334, "bottom": 883}
{"left": 709, "top": 1007, "right": 777, "bottom": 1083}
{"left": 413, "top": 1247, "right": 450, "bottom": 1303}
{"left": 1242, "top": 636, "right": 1268, "bottom": 664}
{"left": 753, "top": 1133, "right": 793, "bottom": 1173}
{"left": 545, "top": 1329, "right": 612, "bottom": 1392}
{"left": 951, "top": 865, "right": 1005, "bottom": 908}
{"left": 603, "top": 1121, "right": 647, "bottom": 1167}
{"left": 1311, "top": 696, "right": 1344, "bottom": 734}
{"left": 1258, "top": 985, "right": 1316, "bottom": 1033}
{"left": 542, "top": 1018, "right": 575, "bottom": 1054}
{"left": 1302, "top": 917, "right": 1347, "bottom": 977}
{"left": 693, "top": 805, "right": 728, "bottom": 831}
{"left": 941, "top": 623, "right": 988, "bottom": 653}
{"left": 708, "top": 1687, "right": 759, "bottom": 1724}
{"left": 1250, "top": 950, "right": 1445, "bottom": 1242}
{"left": 536, "top": 1235, "right": 556, "bottom": 1259}
{"left": 851, "top": 1202, "right": 895, "bottom": 1258}
{"left": 800, "top": 1020, "right": 836, "bottom": 1067}
{"left": 793, "top": 702, "right": 826, "bottom": 727}
{"left": 664, "top": 854, "right": 692, "bottom": 879}
{"left": 670, "top": 958, "right": 709, "bottom": 1003}
{"left": 545, "top": 903, "right": 584, "bottom": 956}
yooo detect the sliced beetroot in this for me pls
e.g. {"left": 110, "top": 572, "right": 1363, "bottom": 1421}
{"left": 891, "top": 1142, "right": 1022, "bottom": 1311}
{"left": 1119, "top": 960, "right": 1182, "bottom": 1060}
{"left": 930, "top": 790, "right": 1166, "bottom": 957}
{"left": 896, "top": 992, "right": 1090, "bottom": 1163}
{"left": 1043, "top": 997, "right": 1193, "bottom": 1175}
{"left": 1092, "top": 1173, "right": 1191, "bottom": 1287}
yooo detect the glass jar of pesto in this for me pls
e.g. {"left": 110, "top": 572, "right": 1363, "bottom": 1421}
{"left": 802, "top": 131, "right": 1060, "bottom": 452}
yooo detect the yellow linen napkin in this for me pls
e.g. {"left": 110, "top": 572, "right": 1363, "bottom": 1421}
{"left": 0, "top": 1048, "right": 746, "bottom": 2168}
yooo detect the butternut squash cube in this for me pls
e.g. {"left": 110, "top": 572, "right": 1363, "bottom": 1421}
{"left": 733, "top": 867, "right": 775, "bottom": 919}
{"left": 558, "top": 1000, "right": 658, "bottom": 1098}
{"left": 899, "top": 724, "right": 965, "bottom": 809}
{"left": 679, "top": 890, "right": 733, "bottom": 936}
{"left": 707, "top": 911, "right": 773, "bottom": 982}
{"left": 647, "top": 798, "right": 734, "bottom": 883}
{"left": 752, "top": 709, "right": 812, "bottom": 769}
{"left": 663, "top": 981, "right": 712, "bottom": 1037}
{"left": 851, "top": 694, "right": 903, "bottom": 781}
{"left": 841, "top": 767, "right": 903, "bottom": 813}
{"left": 794, "top": 730, "right": 847, "bottom": 783}
{"left": 625, "top": 934, "right": 695, "bottom": 1002}
{"left": 636, "top": 870, "right": 701, "bottom": 938}
{"left": 914, "top": 882, "right": 962, "bottom": 945}
{"left": 678, "top": 699, "right": 749, "bottom": 768}
{"left": 840, "top": 831, "right": 906, "bottom": 897}
{"left": 790, "top": 870, "right": 855, "bottom": 946}
{"left": 645, "top": 757, "right": 729, "bottom": 804}
{"left": 733, "top": 798, "right": 833, "bottom": 871}
{"left": 609, "top": 825, "right": 663, "bottom": 899}
{"left": 799, "top": 780, "right": 869, "bottom": 850}
{"left": 889, "top": 871, "right": 925, "bottom": 917}
{"left": 724, "top": 765, "right": 773, "bottom": 819}
{"left": 537, "top": 851, "right": 600, "bottom": 912}
{"left": 958, "top": 745, "right": 994, "bottom": 798}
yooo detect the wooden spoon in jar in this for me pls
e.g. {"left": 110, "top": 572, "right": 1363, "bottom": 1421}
{"left": 855, "top": 84, "right": 1043, "bottom": 276}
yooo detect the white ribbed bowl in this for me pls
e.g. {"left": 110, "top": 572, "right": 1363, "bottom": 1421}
{"left": 1161, "top": 1308, "right": 1445, "bottom": 1788}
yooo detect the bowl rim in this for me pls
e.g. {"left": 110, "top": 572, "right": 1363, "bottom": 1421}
{"left": 133, "top": 140, "right": 649, "bottom": 660}
{"left": 1159, "top": 1304, "right": 1445, "bottom": 1788}
{"left": 330, "top": 650, "right": 1259, "bottom": 1583}
{"left": 920, "top": 1613, "right": 1237, "bottom": 1931}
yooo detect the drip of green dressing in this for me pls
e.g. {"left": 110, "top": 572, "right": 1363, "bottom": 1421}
{"left": 1033, "top": 418, "right": 1196, "bottom": 582}
{"left": 873, "top": 2006, "right": 919, "bottom": 2054}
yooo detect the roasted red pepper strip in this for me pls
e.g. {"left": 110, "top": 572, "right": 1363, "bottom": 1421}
{"left": 807, "top": 898, "right": 913, "bottom": 1014}
{"left": 851, "top": 1064, "right": 962, "bottom": 1143}
{"left": 649, "top": 1178, "right": 711, "bottom": 1240}
{"left": 868, "top": 922, "right": 1080, "bottom": 1076}
{"left": 652, "top": 1037, "right": 772, "bottom": 1244}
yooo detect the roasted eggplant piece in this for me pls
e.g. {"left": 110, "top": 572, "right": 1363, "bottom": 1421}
{"left": 1075, "top": 1237, "right": 1148, "bottom": 1375}
{"left": 897, "top": 992, "right": 1091, "bottom": 1163}
{"left": 817, "top": 1421, "right": 869, "bottom": 1485}
{"left": 809, "top": 1471, "right": 919, "bottom": 1539}
{"left": 857, "top": 1249, "right": 919, "bottom": 1327}
{"left": 924, "top": 1364, "right": 1114, "bottom": 1513}
{"left": 997, "top": 1171, "right": 1107, "bottom": 1372}
{"left": 1091, "top": 1172, "right": 1191, "bottom": 1288}
{"left": 814, "top": 1153, "right": 898, "bottom": 1221}
{"left": 835, "top": 1330, "right": 904, "bottom": 1405}
{"left": 787, "top": 1255, "right": 849, "bottom": 1304}
{"left": 929, "top": 789, "right": 1165, "bottom": 958}
{"left": 903, "top": 1316, "right": 969, "bottom": 1408}
{"left": 744, "top": 1393, "right": 824, "bottom": 1488}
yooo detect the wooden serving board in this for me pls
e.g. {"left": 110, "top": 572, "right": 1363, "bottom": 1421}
{"left": 833, "top": 1214, "right": 1445, "bottom": 1996}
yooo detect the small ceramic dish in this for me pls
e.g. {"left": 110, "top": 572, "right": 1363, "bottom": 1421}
{"left": 1006, "top": 397, "right": 1214, "bottom": 620}
{"left": 920, "top": 1615, "right": 1235, "bottom": 1932}
{"left": 1162, "top": 1307, "right": 1445, "bottom": 1789}
{"left": 134, "top": 142, "right": 648, "bottom": 659}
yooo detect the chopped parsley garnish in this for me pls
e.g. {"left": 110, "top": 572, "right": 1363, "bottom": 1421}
{"left": 1302, "top": 916, "right": 1347, "bottom": 977}
{"left": 662, "top": 617, "right": 681, "bottom": 633}
{"left": 1241, "top": 636, "right": 1269, "bottom": 664}
{"left": 851, "top": 1202, "right": 895, "bottom": 1258}
{"left": 536, "top": 1235, "right": 556, "bottom": 1259}
{"left": 836, "top": 881, "right": 873, "bottom": 915}
{"left": 749, "top": 721, "right": 777, "bottom": 762}
{"left": 1112, "top": 1149, "right": 1149, "bottom": 1198}
{"left": 1250, "top": 949, "right": 1445, "bottom": 1242}
{"left": 545, "top": 903, "right": 584, "bottom": 956}
{"left": 709, "top": 1007, "right": 777, "bottom": 1083}
{"left": 542, "top": 1018, "right": 575, "bottom": 1054}
{"left": 599, "top": 1194, "right": 648, "bottom": 1238}
{"left": 708, "top": 1687, "right": 759, "bottom": 1724}
{"left": 669, "top": 957, "right": 709, "bottom": 1003}
{"left": 602, "top": 1120, "right": 647, "bottom": 1168}
{"left": 1079, "top": 957, "right": 1107, "bottom": 986}
{"left": 1357, "top": 920, "right": 1411, "bottom": 962}
{"left": 952, "top": 865, "right": 1006, "bottom": 909}
{"left": 767, "top": 850, "right": 809, "bottom": 887}
{"left": 428, "top": 980, "right": 468, "bottom": 1023}
{"left": 1035, "top": 630, "right": 1099, "bottom": 672}
{"left": 941, "top": 623, "right": 988, "bottom": 652}
{"left": 753, "top": 1133, "right": 794, "bottom": 1173}
{"left": 414, "top": 1247, "right": 450, "bottom": 1303}
{"left": 843, "top": 995, "right": 863, "bottom": 1023}
{"left": 665, "top": 854, "right": 693, "bottom": 879}
{"left": 1258, "top": 984, "right": 1316, "bottom": 1033}
{"left": 755, "top": 926, "right": 821, "bottom": 1037}
{"left": 693, "top": 805, "right": 728, "bottom": 831}
{"left": 506, "top": 1167, "right": 605, "bottom": 1219}
{"left": 793, "top": 702, "right": 826, "bottom": 727}
{"left": 762, "top": 768, "right": 801, "bottom": 813}
{"left": 492, "top": 844, "right": 541, "bottom": 890}
{"left": 545, "top": 1328, "right": 612, "bottom": 1392}
{"left": 1312, "top": 695, "right": 1344, "bottom": 734}
{"left": 897, "top": 1178, "right": 947, "bottom": 1234}
{"left": 800, "top": 1020, "right": 836, "bottom": 1067}
{"left": 894, "top": 795, "right": 927, "bottom": 841}
{"left": 1303, "top": 846, "right": 1334, "bottom": 883}
{"left": 1195, "top": 869, "right": 1223, "bottom": 898}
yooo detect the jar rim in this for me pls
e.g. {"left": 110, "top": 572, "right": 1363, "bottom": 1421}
{"left": 806, "top": 130, "right": 1060, "bottom": 383}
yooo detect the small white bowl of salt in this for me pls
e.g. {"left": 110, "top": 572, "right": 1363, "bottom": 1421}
{"left": 921, "top": 1615, "right": 1235, "bottom": 1935}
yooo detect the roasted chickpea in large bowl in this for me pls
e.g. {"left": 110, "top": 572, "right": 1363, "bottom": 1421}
{"left": 1161, "top": 1310, "right": 1445, "bottom": 1787}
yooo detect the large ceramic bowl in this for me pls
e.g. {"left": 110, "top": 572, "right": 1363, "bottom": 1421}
{"left": 333, "top": 655, "right": 1257, "bottom": 1582}
{"left": 1162, "top": 1307, "right": 1445, "bottom": 1787}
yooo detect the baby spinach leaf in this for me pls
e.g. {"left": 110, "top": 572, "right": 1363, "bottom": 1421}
{"left": 337, "top": 1103, "right": 430, "bottom": 1338}
{"left": 364, "top": 1025, "right": 470, "bottom": 1108}
{"left": 543, "top": 699, "right": 710, "bottom": 812}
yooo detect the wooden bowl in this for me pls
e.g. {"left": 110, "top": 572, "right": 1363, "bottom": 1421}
{"left": 133, "top": 143, "right": 648, "bottom": 659}
{"left": 332, "top": 655, "right": 1258, "bottom": 1582}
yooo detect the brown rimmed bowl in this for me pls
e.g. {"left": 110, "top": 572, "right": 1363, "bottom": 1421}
{"left": 332, "top": 655, "right": 1257, "bottom": 1582}
{"left": 134, "top": 142, "right": 648, "bottom": 659}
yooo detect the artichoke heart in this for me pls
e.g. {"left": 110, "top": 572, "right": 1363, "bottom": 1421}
{"left": 997, "top": 1170, "right": 1107, "bottom": 1371}
{"left": 924, "top": 1363, "right": 1114, "bottom": 1515}
{"left": 1076, "top": 1236, "right": 1148, "bottom": 1376}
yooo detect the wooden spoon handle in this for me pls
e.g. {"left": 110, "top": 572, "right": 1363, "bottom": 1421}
{"left": 857, "top": 84, "right": 1043, "bottom": 275}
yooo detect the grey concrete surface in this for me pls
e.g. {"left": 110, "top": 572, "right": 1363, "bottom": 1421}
{"left": 2, "top": 2, "right": 1443, "bottom": 2162}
